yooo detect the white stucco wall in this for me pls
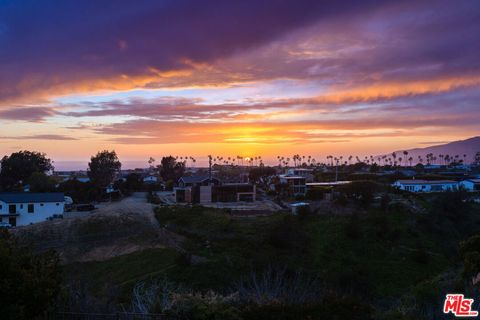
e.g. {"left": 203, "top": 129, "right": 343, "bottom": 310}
{"left": 459, "top": 181, "right": 475, "bottom": 191}
{"left": 393, "top": 181, "right": 458, "bottom": 192}
{"left": 0, "top": 201, "right": 64, "bottom": 226}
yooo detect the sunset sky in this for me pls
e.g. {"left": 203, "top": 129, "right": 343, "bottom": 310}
{"left": 1, "top": 0, "right": 479, "bottom": 168}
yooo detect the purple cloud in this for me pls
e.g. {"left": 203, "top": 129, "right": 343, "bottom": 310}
{"left": 0, "top": 134, "right": 76, "bottom": 140}
{"left": 0, "top": 0, "right": 401, "bottom": 103}
{"left": 0, "top": 106, "right": 57, "bottom": 122}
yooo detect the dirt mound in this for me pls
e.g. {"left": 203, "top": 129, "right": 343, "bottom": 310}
{"left": 13, "top": 194, "right": 171, "bottom": 263}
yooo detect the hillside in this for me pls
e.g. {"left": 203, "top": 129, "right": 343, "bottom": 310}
{"left": 388, "top": 136, "right": 480, "bottom": 163}
{"left": 12, "top": 193, "right": 177, "bottom": 263}
{"left": 57, "top": 194, "right": 480, "bottom": 319}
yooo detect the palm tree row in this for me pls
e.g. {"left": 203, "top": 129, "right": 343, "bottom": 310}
{"left": 147, "top": 152, "right": 473, "bottom": 169}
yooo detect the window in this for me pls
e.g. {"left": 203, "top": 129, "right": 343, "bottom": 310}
{"left": 40, "top": 203, "right": 44, "bottom": 206}
{"left": 9, "top": 205, "right": 16, "bottom": 214}
{"left": 28, "top": 204, "right": 34, "bottom": 213}
{"left": 56, "top": 203, "right": 59, "bottom": 206}
{"left": 20, "top": 204, "right": 23, "bottom": 209}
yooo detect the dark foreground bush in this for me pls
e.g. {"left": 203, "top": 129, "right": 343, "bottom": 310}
{"left": 0, "top": 230, "right": 62, "bottom": 319}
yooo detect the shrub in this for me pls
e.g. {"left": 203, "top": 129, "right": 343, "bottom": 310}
{"left": 338, "top": 181, "right": 383, "bottom": 208}
{"left": 297, "top": 205, "right": 312, "bottom": 220}
{"left": 345, "top": 214, "right": 361, "bottom": 239}
{"left": 305, "top": 187, "right": 328, "bottom": 200}
{"left": 165, "top": 180, "right": 174, "bottom": 191}
{"left": 267, "top": 216, "right": 309, "bottom": 251}
{"left": 411, "top": 247, "right": 429, "bottom": 264}
{"left": 0, "top": 230, "right": 61, "bottom": 319}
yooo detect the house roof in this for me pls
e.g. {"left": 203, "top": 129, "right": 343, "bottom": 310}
{"left": 290, "top": 202, "right": 309, "bottom": 207}
{"left": 465, "top": 179, "right": 480, "bottom": 183}
{"left": 0, "top": 193, "right": 65, "bottom": 203}
{"left": 395, "top": 180, "right": 457, "bottom": 185}
{"left": 306, "top": 181, "right": 352, "bottom": 186}
{"left": 279, "top": 174, "right": 306, "bottom": 179}
{"left": 180, "top": 176, "right": 219, "bottom": 184}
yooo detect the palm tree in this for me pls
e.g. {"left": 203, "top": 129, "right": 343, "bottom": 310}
{"left": 403, "top": 151, "right": 408, "bottom": 166}
{"left": 147, "top": 157, "right": 156, "bottom": 171}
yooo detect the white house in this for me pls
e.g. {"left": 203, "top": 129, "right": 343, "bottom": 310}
{"left": 279, "top": 175, "right": 307, "bottom": 196}
{"left": 459, "top": 179, "right": 480, "bottom": 192}
{"left": 286, "top": 168, "right": 314, "bottom": 182}
{"left": 143, "top": 175, "right": 158, "bottom": 184}
{"left": 0, "top": 193, "right": 65, "bottom": 227}
{"left": 392, "top": 180, "right": 458, "bottom": 192}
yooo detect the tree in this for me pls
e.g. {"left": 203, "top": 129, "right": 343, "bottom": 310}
{"left": 158, "top": 156, "right": 185, "bottom": 183}
{"left": 87, "top": 150, "right": 121, "bottom": 189}
{"left": 125, "top": 173, "right": 143, "bottom": 191}
{"left": 27, "top": 172, "right": 56, "bottom": 192}
{"left": 338, "top": 181, "right": 381, "bottom": 208}
{"left": 460, "top": 235, "right": 480, "bottom": 279}
{"left": 403, "top": 151, "right": 408, "bottom": 166}
{"left": 0, "top": 151, "right": 53, "bottom": 191}
{"left": 0, "top": 230, "right": 61, "bottom": 319}
{"left": 248, "top": 166, "right": 276, "bottom": 185}
{"left": 474, "top": 151, "right": 480, "bottom": 166}
{"left": 58, "top": 179, "right": 98, "bottom": 203}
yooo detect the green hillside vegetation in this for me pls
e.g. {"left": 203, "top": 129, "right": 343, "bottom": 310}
{"left": 62, "top": 190, "right": 480, "bottom": 319}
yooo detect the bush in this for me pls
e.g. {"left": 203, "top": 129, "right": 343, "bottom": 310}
{"left": 241, "top": 295, "right": 373, "bottom": 320}
{"left": 345, "top": 214, "right": 361, "bottom": 239}
{"left": 460, "top": 234, "right": 480, "bottom": 278}
{"left": 175, "top": 253, "right": 192, "bottom": 267}
{"left": 294, "top": 194, "right": 305, "bottom": 201}
{"left": 305, "top": 187, "right": 328, "bottom": 200}
{"left": 166, "top": 292, "right": 242, "bottom": 320}
{"left": 334, "top": 193, "right": 348, "bottom": 206}
{"left": 0, "top": 230, "right": 61, "bottom": 319}
{"left": 411, "top": 247, "right": 429, "bottom": 264}
{"left": 338, "top": 181, "right": 383, "bottom": 208}
{"left": 268, "top": 216, "right": 309, "bottom": 252}
{"left": 412, "top": 242, "right": 429, "bottom": 264}
{"left": 297, "top": 205, "right": 312, "bottom": 220}
{"left": 165, "top": 180, "right": 174, "bottom": 191}
{"left": 380, "top": 194, "right": 391, "bottom": 211}
{"left": 430, "top": 189, "right": 470, "bottom": 220}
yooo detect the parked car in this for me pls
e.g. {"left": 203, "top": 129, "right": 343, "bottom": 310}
{"left": 0, "top": 222, "right": 12, "bottom": 229}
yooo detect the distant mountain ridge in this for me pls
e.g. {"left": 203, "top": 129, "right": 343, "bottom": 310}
{"left": 386, "top": 136, "right": 480, "bottom": 164}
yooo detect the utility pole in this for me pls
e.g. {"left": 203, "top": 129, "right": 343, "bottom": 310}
{"left": 208, "top": 155, "right": 212, "bottom": 185}
{"left": 335, "top": 159, "right": 338, "bottom": 182}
